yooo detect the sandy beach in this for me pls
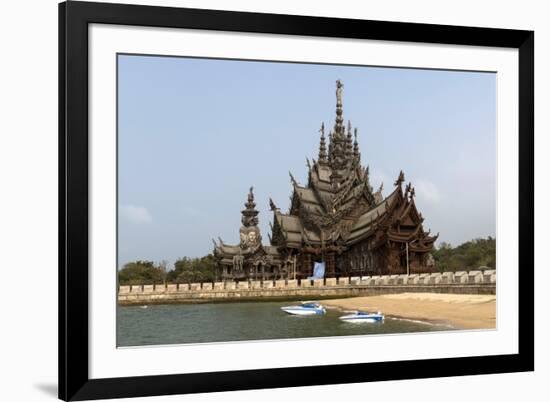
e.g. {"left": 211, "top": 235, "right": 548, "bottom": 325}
{"left": 323, "top": 293, "right": 496, "bottom": 329}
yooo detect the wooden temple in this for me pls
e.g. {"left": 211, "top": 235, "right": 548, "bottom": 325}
{"left": 213, "top": 80, "right": 438, "bottom": 280}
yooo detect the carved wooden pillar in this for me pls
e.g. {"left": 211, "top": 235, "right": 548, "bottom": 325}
{"left": 325, "top": 252, "right": 336, "bottom": 277}
{"left": 301, "top": 253, "right": 312, "bottom": 278}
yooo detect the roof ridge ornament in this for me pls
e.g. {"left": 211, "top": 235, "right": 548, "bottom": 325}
{"left": 394, "top": 170, "right": 405, "bottom": 187}
{"left": 289, "top": 171, "right": 298, "bottom": 187}
{"left": 269, "top": 197, "right": 279, "bottom": 211}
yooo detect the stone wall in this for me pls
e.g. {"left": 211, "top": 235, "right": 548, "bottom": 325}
{"left": 118, "top": 270, "right": 496, "bottom": 305}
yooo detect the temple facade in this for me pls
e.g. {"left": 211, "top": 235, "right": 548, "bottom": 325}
{"left": 213, "top": 80, "right": 438, "bottom": 281}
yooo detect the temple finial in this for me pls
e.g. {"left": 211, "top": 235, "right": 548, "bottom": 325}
{"left": 394, "top": 170, "right": 405, "bottom": 187}
{"left": 334, "top": 80, "right": 344, "bottom": 136}
{"left": 318, "top": 122, "right": 327, "bottom": 163}
{"left": 241, "top": 186, "right": 259, "bottom": 227}
{"left": 246, "top": 186, "right": 255, "bottom": 207}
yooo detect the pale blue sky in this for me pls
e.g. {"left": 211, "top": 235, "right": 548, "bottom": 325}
{"left": 118, "top": 54, "right": 496, "bottom": 268}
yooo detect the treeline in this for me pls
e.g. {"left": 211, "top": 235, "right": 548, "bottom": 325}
{"left": 118, "top": 255, "right": 216, "bottom": 285}
{"left": 432, "top": 236, "right": 496, "bottom": 272}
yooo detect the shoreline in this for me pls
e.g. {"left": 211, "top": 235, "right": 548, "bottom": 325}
{"left": 323, "top": 293, "right": 496, "bottom": 330}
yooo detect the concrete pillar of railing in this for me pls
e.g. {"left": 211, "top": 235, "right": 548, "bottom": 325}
{"left": 427, "top": 273, "right": 441, "bottom": 285}
{"left": 397, "top": 274, "right": 408, "bottom": 285}
{"left": 301, "top": 279, "right": 312, "bottom": 287}
{"left": 416, "top": 273, "right": 429, "bottom": 285}
{"left": 379, "top": 275, "right": 391, "bottom": 285}
{"left": 118, "top": 286, "right": 131, "bottom": 294}
{"left": 407, "top": 274, "right": 419, "bottom": 285}
{"left": 438, "top": 272, "right": 451, "bottom": 284}
{"left": 388, "top": 275, "right": 399, "bottom": 285}
{"left": 339, "top": 277, "right": 350, "bottom": 286}
{"left": 325, "top": 278, "right": 337, "bottom": 287}
{"left": 371, "top": 276, "right": 379, "bottom": 285}
{"left": 468, "top": 270, "right": 483, "bottom": 284}
{"left": 360, "top": 276, "right": 371, "bottom": 285}
{"left": 453, "top": 271, "right": 468, "bottom": 283}
{"left": 287, "top": 279, "right": 298, "bottom": 288}
{"left": 483, "top": 270, "right": 496, "bottom": 283}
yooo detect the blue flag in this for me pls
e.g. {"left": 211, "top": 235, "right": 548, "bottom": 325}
{"left": 308, "top": 262, "right": 325, "bottom": 280}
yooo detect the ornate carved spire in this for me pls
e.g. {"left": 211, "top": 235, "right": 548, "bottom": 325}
{"left": 353, "top": 128, "right": 360, "bottom": 164}
{"left": 328, "top": 131, "right": 334, "bottom": 163}
{"left": 405, "top": 182, "right": 412, "bottom": 197}
{"left": 318, "top": 122, "right": 327, "bottom": 163}
{"left": 334, "top": 79, "right": 344, "bottom": 136}
{"left": 345, "top": 120, "right": 353, "bottom": 161}
{"left": 394, "top": 170, "right": 405, "bottom": 187}
{"left": 241, "top": 186, "right": 259, "bottom": 227}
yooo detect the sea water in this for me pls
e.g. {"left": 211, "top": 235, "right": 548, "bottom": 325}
{"left": 117, "top": 301, "right": 451, "bottom": 347}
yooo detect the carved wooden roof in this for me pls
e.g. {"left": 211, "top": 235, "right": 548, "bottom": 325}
{"left": 214, "top": 80, "right": 438, "bottom": 258}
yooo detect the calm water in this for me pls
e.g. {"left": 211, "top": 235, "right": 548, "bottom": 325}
{"left": 117, "top": 301, "right": 451, "bottom": 347}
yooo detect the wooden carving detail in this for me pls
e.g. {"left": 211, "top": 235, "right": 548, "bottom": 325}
{"left": 213, "top": 81, "right": 437, "bottom": 280}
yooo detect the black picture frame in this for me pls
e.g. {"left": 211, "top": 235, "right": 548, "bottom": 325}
{"left": 59, "top": 1, "right": 534, "bottom": 400}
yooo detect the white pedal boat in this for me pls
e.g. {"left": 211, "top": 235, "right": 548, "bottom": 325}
{"left": 339, "top": 310, "right": 384, "bottom": 323}
{"left": 281, "top": 301, "right": 326, "bottom": 316}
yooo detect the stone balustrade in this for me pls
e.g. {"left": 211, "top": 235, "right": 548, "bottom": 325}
{"left": 118, "top": 270, "right": 496, "bottom": 305}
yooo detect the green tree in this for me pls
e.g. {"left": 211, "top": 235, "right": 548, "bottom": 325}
{"left": 166, "top": 254, "right": 217, "bottom": 283}
{"left": 432, "top": 237, "right": 496, "bottom": 272}
{"left": 118, "top": 260, "right": 165, "bottom": 285}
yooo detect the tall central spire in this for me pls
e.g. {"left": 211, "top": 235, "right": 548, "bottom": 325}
{"left": 241, "top": 186, "right": 259, "bottom": 227}
{"left": 334, "top": 79, "right": 344, "bottom": 137}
